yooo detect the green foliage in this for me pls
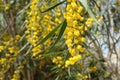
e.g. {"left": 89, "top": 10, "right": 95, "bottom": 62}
{"left": 0, "top": 0, "right": 120, "bottom": 80}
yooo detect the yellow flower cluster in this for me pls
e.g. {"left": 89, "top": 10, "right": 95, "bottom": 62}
{"left": 0, "top": 57, "right": 13, "bottom": 70}
{"left": 77, "top": 73, "right": 88, "bottom": 80}
{"left": 0, "top": 35, "right": 21, "bottom": 80}
{"left": 104, "top": 71, "right": 110, "bottom": 77}
{"left": 0, "top": 57, "right": 9, "bottom": 80}
{"left": 55, "top": 9, "right": 62, "bottom": 24}
{"left": 32, "top": 45, "right": 42, "bottom": 57}
{"left": 11, "top": 70, "right": 21, "bottom": 80}
{"left": 11, "top": 63, "right": 25, "bottom": 80}
{"left": 65, "top": 55, "right": 81, "bottom": 67}
{"left": 4, "top": 35, "right": 20, "bottom": 58}
{"left": 89, "top": 66, "right": 97, "bottom": 73}
{"left": 85, "top": 18, "right": 93, "bottom": 27}
{"left": 25, "top": 0, "right": 42, "bottom": 57}
{"left": 64, "top": 0, "right": 86, "bottom": 56}
{"left": 8, "top": 46, "right": 19, "bottom": 56}
{"left": 0, "top": 58, "right": 6, "bottom": 65}
{"left": 5, "top": 3, "right": 10, "bottom": 11}
{"left": 52, "top": 56, "right": 63, "bottom": 67}
{"left": 0, "top": 46, "right": 4, "bottom": 52}
{"left": 63, "top": 3, "right": 94, "bottom": 79}
{"left": 15, "top": 35, "right": 21, "bottom": 42}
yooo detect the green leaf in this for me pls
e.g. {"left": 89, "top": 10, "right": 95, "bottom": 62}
{"left": 79, "top": 0, "right": 88, "bottom": 10}
{"left": 68, "top": 67, "right": 71, "bottom": 77}
{"left": 19, "top": 42, "right": 29, "bottom": 53}
{"left": 79, "top": 0, "right": 98, "bottom": 23}
{"left": 51, "top": 19, "right": 67, "bottom": 48}
{"left": 41, "top": 1, "right": 65, "bottom": 13}
{"left": 55, "top": 75, "right": 60, "bottom": 80}
{"left": 38, "top": 21, "right": 63, "bottom": 45}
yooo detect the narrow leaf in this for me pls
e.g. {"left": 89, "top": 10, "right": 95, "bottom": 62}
{"left": 79, "top": 0, "right": 98, "bottom": 23}
{"left": 55, "top": 76, "right": 60, "bottom": 80}
{"left": 51, "top": 19, "right": 67, "bottom": 48}
{"left": 41, "top": 1, "right": 65, "bottom": 13}
{"left": 79, "top": 0, "right": 88, "bottom": 10}
{"left": 68, "top": 67, "right": 71, "bottom": 77}
{"left": 38, "top": 22, "right": 62, "bottom": 44}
